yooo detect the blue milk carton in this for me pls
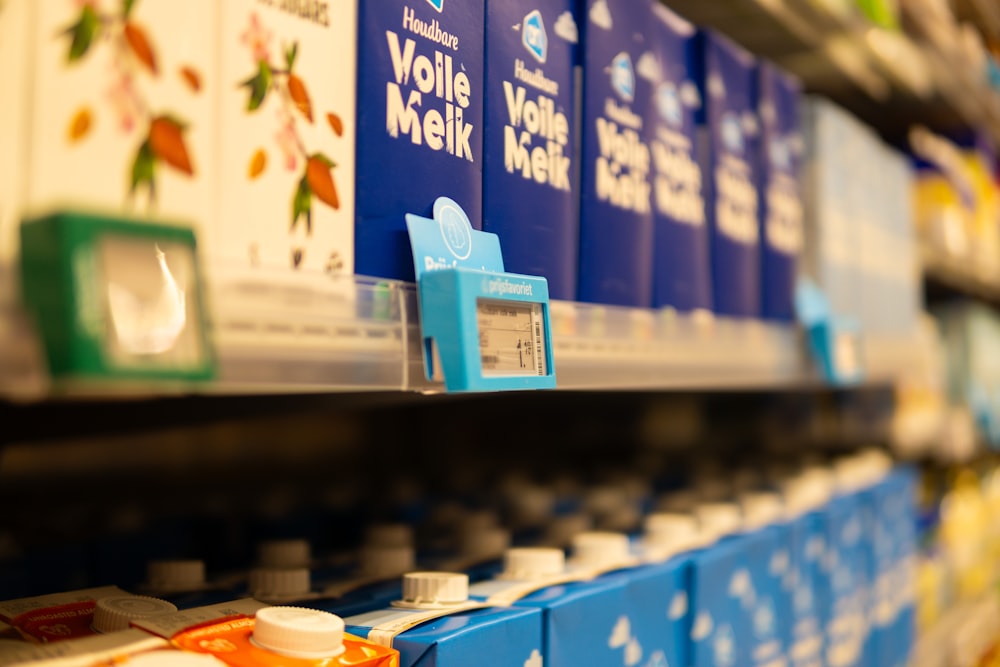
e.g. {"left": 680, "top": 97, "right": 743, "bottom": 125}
{"left": 687, "top": 503, "right": 747, "bottom": 667}
{"left": 740, "top": 493, "right": 794, "bottom": 667}
{"left": 647, "top": 4, "right": 712, "bottom": 311}
{"left": 355, "top": 1, "right": 485, "bottom": 281}
{"left": 696, "top": 31, "right": 762, "bottom": 318}
{"left": 578, "top": 0, "right": 656, "bottom": 306}
{"left": 757, "top": 62, "right": 803, "bottom": 322}
{"left": 781, "top": 470, "right": 836, "bottom": 667}
{"left": 822, "top": 492, "right": 869, "bottom": 667}
{"left": 886, "top": 467, "right": 918, "bottom": 667}
{"left": 483, "top": 0, "right": 581, "bottom": 300}
{"left": 344, "top": 572, "right": 543, "bottom": 667}
{"left": 471, "top": 531, "right": 689, "bottom": 667}
{"left": 468, "top": 544, "right": 630, "bottom": 667}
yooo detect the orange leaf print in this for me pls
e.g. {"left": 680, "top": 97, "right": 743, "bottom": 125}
{"left": 306, "top": 157, "right": 339, "bottom": 210}
{"left": 248, "top": 149, "right": 267, "bottom": 179}
{"left": 124, "top": 22, "right": 158, "bottom": 75}
{"left": 287, "top": 74, "right": 313, "bottom": 123}
{"left": 67, "top": 107, "right": 92, "bottom": 143}
{"left": 326, "top": 112, "right": 343, "bottom": 137}
{"left": 149, "top": 116, "right": 194, "bottom": 176}
{"left": 179, "top": 66, "right": 202, "bottom": 93}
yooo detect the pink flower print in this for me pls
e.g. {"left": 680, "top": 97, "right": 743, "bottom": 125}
{"left": 106, "top": 72, "right": 140, "bottom": 132}
{"left": 275, "top": 109, "right": 299, "bottom": 171}
{"left": 241, "top": 13, "right": 272, "bottom": 64}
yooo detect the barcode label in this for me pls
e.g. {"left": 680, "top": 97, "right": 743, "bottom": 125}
{"left": 477, "top": 299, "right": 547, "bottom": 377}
{"left": 534, "top": 315, "right": 544, "bottom": 376}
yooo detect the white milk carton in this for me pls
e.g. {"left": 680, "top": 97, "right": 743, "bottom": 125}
{"left": 23, "top": 0, "right": 218, "bottom": 245}
{"left": 217, "top": 0, "right": 356, "bottom": 275}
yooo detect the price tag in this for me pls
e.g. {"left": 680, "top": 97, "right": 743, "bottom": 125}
{"left": 796, "top": 279, "right": 864, "bottom": 386}
{"left": 19, "top": 212, "right": 214, "bottom": 382}
{"left": 406, "top": 198, "right": 556, "bottom": 392}
{"left": 833, "top": 329, "right": 861, "bottom": 379}
{"left": 477, "top": 300, "right": 546, "bottom": 377}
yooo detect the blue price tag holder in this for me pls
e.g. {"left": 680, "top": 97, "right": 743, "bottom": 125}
{"left": 406, "top": 197, "right": 556, "bottom": 392}
{"left": 796, "top": 279, "right": 864, "bottom": 386}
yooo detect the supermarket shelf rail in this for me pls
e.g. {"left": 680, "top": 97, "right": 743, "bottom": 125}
{"left": 0, "top": 266, "right": 934, "bottom": 399}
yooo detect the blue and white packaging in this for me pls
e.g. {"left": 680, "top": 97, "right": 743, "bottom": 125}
{"left": 483, "top": 0, "right": 580, "bottom": 300}
{"left": 471, "top": 532, "right": 691, "bottom": 667}
{"left": 688, "top": 503, "right": 743, "bottom": 667}
{"left": 781, "top": 470, "right": 835, "bottom": 667}
{"left": 741, "top": 493, "right": 794, "bottom": 667}
{"left": 468, "top": 544, "right": 631, "bottom": 667}
{"left": 355, "top": 1, "right": 485, "bottom": 282}
{"left": 345, "top": 572, "right": 543, "bottom": 667}
{"left": 647, "top": 4, "right": 712, "bottom": 311}
{"left": 578, "top": 0, "right": 655, "bottom": 307}
{"left": 697, "top": 31, "right": 762, "bottom": 318}
{"left": 822, "top": 493, "right": 869, "bottom": 667}
{"left": 758, "top": 62, "right": 803, "bottom": 322}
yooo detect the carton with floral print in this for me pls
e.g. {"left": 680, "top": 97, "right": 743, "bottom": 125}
{"left": 24, "top": 0, "right": 217, "bottom": 247}
{"left": 218, "top": 0, "right": 356, "bottom": 276}
{"left": 0, "top": 0, "right": 31, "bottom": 263}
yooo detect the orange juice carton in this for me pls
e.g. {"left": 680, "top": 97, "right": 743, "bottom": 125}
{"left": 165, "top": 606, "right": 399, "bottom": 667}
{"left": 0, "top": 588, "right": 175, "bottom": 643}
{"left": 21, "top": 0, "right": 218, "bottom": 249}
{"left": 217, "top": 0, "right": 356, "bottom": 277}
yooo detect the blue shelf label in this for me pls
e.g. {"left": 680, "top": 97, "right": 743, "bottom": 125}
{"left": 406, "top": 197, "right": 557, "bottom": 392}
{"left": 796, "top": 279, "right": 865, "bottom": 386}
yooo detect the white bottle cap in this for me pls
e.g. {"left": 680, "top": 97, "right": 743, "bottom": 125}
{"left": 458, "top": 526, "right": 511, "bottom": 560}
{"left": 571, "top": 531, "right": 631, "bottom": 568}
{"left": 364, "top": 523, "right": 414, "bottom": 548}
{"left": 251, "top": 607, "right": 346, "bottom": 659}
{"left": 146, "top": 559, "right": 207, "bottom": 593}
{"left": 502, "top": 547, "right": 566, "bottom": 580}
{"left": 643, "top": 513, "right": 703, "bottom": 557}
{"left": 656, "top": 490, "right": 700, "bottom": 513}
{"left": 584, "top": 486, "right": 628, "bottom": 517}
{"left": 359, "top": 544, "right": 416, "bottom": 577}
{"left": 92, "top": 595, "right": 177, "bottom": 634}
{"left": 124, "top": 653, "right": 230, "bottom": 667}
{"left": 596, "top": 504, "right": 641, "bottom": 533}
{"left": 695, "top": 503, "right": 742, "bottom": 542}
{"left": 258, "top": 539, "right": 311, "bottom": 568}
{"left": 250, "top": 567, "right": 312, "bottom": 601}
{"left": 740, "top": 492, "right": 783, "bottom": 530}
{"left": 400, "top": 572, "right": 469, "bottom": 606}
{"left": 543, "top": 513, "right": 593, "bottom": 547}
{"left": 782, "top": 470, "right": 833, "bottom": 518}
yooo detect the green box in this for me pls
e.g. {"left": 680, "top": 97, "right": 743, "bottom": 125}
{"left": 19, "top": 211, "right": 215, "bottom": 382}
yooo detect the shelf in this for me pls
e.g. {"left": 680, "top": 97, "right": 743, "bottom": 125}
{"left": 0, "top": 263, "right": 932, "bottom": 399}
{"left": 922, "top": 245, "right": 1000, "bottom": 308}
{"left": 665, "top": 0, "right": 1000, "bottom": 145}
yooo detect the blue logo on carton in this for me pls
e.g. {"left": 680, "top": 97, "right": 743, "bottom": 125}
{"left": 522, "top": 10, "right": 547, "bottom": 63}
{"left": 656, "top": 83, "right": 682, "bottom": 128}
{"left": 611, "top": 52, "right": 635, "bottom": 102}
{"left": 427, "top": 0, "right": 443, "bottom": 12}
{"left": 721, "top": 113, "right": 743, "bottom": 154}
